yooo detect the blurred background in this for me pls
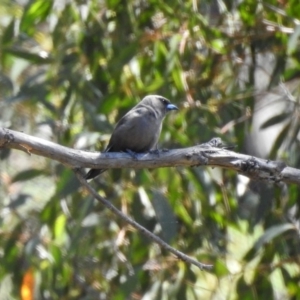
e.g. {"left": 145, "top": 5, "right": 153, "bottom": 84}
{"left": 1, "top": 0, "right": 300, "bottom": 299}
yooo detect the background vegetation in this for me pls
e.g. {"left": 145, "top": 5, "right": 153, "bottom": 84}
{"left": 1, "top": 0, "right": 300, "bottom": 299}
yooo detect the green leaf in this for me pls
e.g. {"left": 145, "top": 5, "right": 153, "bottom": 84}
{"left": 151, "top": 190, "right": 177, "bottom": 243}
{"left": 144, "top": 71, "right": 165, "bottom": 92}
{"left": 55, "top": 168, "right": 80, "bottom": 199}
{"left": 287, "top": 25, "right": 300, "bottom": 55}
{"left": 54, "top": 214, "right": 67, "bottom": 242}
{"left": 1, "top": 19, "right": 15, "bottom": 46}
{"left": 11, "top": 169, "right": 46, "bottom": 183}
{"left": 4, "top": 47, "right": 52, "bottom": 64}
{"left": 236, "top": 276, "right": 252, "bottom": 300}
{"left": 211, "top": 39, "right": 226, "bottom": 54}
{"left": 171, "top": 67, "right": 185, "bottom": 92}
{"left": 260, "top": 112, "right": 291, "bottom": 129}
{"left": 238, "top": 0, "right": 258, "bottom": 27}
{"left": 50, "top": 244, "right": 62, "bottom": 265}
{"left": 254, "top": 223, "right": 295, "bottom": 252}
{"left": 214, "top": 259, "right": 229, "bottom": 277}
{"left": 20, "top": 0, "right": 54, "bottom": 35}
{"left": 269, "top": 121, "right": 292, "bottom": 159}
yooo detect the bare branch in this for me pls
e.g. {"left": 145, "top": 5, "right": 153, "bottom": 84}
{"left": 1, "top": 127, "right": 299, "bottom": 185}
{"left": 1, "top": 127, "right": 299, "bottom": 270}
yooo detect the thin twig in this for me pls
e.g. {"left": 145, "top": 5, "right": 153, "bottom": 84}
{"left": 74, "top": 168, "right": 213, "bottom": 271}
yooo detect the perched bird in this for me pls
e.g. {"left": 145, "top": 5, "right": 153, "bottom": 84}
{"left": 85, "top": 95, "right": 178, "bottom": 180}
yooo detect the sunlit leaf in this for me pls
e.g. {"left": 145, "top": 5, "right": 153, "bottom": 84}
{"left": 54, "top": 214, "right": 66, "bottom": 242}
{"left": 20, "top": 0, "right": 53, "bottom": 35}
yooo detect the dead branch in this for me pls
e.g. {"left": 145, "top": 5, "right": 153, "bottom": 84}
{"left": 0, "top": 127, "right": 299, "bottom": 185}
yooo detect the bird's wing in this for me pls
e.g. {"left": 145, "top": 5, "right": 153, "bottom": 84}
{"left": 105, "top": 107, "right": 150, "bottom": 152}
{"left": 112, "top": 107, "right": 150, "bottom": 132}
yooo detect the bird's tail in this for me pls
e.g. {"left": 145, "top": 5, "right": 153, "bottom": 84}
{"left": 85, "top": 145, "right": 112, "bottom": 180}
{"left": 85, "top": 168, "right": 107, "bottom": 180}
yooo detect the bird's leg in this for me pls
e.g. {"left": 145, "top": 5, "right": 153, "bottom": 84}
{"left": 125, "top": 149, "right": 138, "bottom": 160}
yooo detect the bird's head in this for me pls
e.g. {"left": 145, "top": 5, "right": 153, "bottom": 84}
{"left": 141, "top": 95, "right": 178, "bottom": 115}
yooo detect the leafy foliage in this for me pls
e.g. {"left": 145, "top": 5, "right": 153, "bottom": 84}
{"left": 1, "top": 0, "right": 300, "bottom": 299}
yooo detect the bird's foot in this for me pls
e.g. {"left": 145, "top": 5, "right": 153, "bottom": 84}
{"left": 149, "top": 149, "right": 160, "bottom": 155}
{"left": 125, "top": 149, "right": 138, "bottom": 160}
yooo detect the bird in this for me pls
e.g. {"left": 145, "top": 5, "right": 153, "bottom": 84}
{"left": 85, "top": 95, "right": 178, "bottom": 180}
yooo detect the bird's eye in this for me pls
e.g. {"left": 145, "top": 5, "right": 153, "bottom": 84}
{"left": 160, "top": 97, "right": 168, "bottom": 104}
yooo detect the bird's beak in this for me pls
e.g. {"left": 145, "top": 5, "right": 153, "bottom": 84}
{"left": 166, "top": 103, "right": 178, "bottom": 111}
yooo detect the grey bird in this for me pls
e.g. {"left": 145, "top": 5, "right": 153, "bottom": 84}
{"left": 85, "top": 95, "right": 178, "bottom": 180}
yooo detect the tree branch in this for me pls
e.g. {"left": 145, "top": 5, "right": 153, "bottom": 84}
{"left": 1, "top": 127, "right": 299, "bottom": 185}
{"left": 1, "top": 127, "right": 298, "bottom": 270}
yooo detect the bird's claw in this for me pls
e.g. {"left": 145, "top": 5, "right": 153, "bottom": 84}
{"left": 125, "top": 149, "right": 138, "bottom": 160}
{"left": 149, "top": 149, "right": 160, "bottom": 155}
